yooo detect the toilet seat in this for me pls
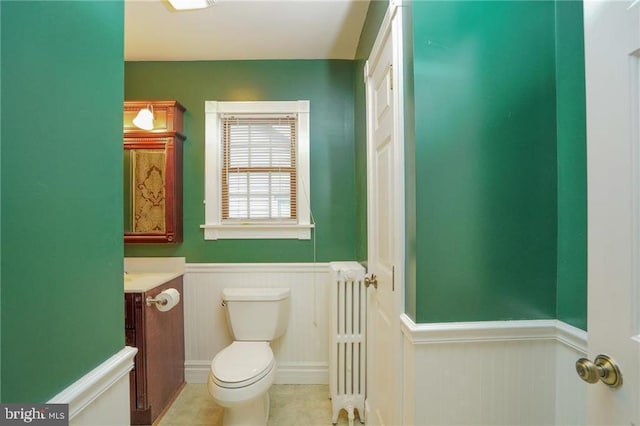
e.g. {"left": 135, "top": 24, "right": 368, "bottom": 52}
{"left": 211, "top": 341, "right": 275, "bottom": 389}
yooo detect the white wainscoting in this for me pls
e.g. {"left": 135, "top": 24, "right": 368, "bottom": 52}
{"left": 183, "top": 264, "right": 588, "bottom": 423}
{"left": 555, "top": 322, "right": 588, "bottom": 426}
{"left": 400, "top": 315, "right": 587, "bottom": 426}
{"left": 184, "top": 263, "right": 331, "bottom": 384}
{"left": 49, "top": 346, "right": 137, "bottom": 425}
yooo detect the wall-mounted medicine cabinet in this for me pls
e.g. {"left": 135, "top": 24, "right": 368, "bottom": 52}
{"left": 124, "top": 100, "right": 186, "bottom": 243}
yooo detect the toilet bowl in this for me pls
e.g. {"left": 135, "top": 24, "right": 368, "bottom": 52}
{"left": 207, "top": 288, "right": 290, "bottom": 426}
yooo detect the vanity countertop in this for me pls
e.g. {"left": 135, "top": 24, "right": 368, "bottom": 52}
{"left": 124, "top": 272, "right": 183, "bottom": 293}
{"left": 124, "top": 257, "right": 185, "bottom": 293}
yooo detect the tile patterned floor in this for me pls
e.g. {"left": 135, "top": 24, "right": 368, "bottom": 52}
{"left": 157, "top": 384, "right": 359, "bottom": 426}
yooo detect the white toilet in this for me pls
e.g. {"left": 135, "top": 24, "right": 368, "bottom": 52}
{"left": 208, "top": 287, "right": 291, "bottom": 426}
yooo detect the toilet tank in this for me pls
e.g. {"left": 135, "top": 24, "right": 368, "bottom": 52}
{"left": 222, "top": 287, "right": 291, "bottom": 341}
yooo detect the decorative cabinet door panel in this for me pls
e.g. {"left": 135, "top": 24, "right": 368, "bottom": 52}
{"left": 124, "top": 101, "right": 185, "bottom": 243}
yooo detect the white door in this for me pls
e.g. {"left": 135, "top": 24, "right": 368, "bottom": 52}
{"left": 584, "top": 1, "right": 640, "bottom": 423}
{"left": 365, "top": 5, "right": 404, "bottom": 426}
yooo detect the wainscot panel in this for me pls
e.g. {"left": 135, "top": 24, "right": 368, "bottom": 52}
{"left": 48, "top": 347, "right": 137, "bottom": 425}
{"left": 401, "top": 316, "right": 587, "bottom": 425}
{"left": 555, "top": 322, "right": 588, "bottom": 425}
{"left": 184, "top": 263, "right": 331, "bottom": 384}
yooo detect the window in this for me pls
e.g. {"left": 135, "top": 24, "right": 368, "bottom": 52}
{"left": 222, "top": 115, "right": 296, "bottom": 221}
{"left": 202, "top": 101, "right": 311, "bottom": 239}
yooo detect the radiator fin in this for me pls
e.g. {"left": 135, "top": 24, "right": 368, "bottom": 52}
{"left": 329, "top": 262, "right": 366, "bottom": 425}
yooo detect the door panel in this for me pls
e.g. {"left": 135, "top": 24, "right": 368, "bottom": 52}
{"left": 584, "top": 1, "right": 640, "bottom": 423}
{"left": 366, "top": 6, "right": 404, "bottom": 426}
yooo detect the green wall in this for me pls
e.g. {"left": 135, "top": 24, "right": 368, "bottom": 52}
{"left": 353, "top": 64, "right": 368, "bottom": 263}
{"left": 124, "top": 0, "right": 588, "bottom": 327}
{"left": 1, "top": 1, "right": 124, "bottom": 402}
{"left": 555, "top": 0, "right": 587, "bottom": 330}
{"left": 355, "top": 0, "right": 389, "bottom": 61}
{"left": 410, "top": 1, "right": 559, "bottom": 323}
{"left": 124, "top": 61, "right": 357, "bottom": 263}
{"left": 403, "top": 1, "right": 418, "bottom": 321}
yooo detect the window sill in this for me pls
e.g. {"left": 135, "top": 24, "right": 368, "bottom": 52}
{"left": 200, "top": 223, "right": 314, "bottom": 240}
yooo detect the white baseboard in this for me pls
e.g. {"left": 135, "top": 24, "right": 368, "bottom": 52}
{"left": 49, "top": 346, "right": 137, "bottom": 423}
{"left": 185, "top": 360, "right": 328, "bottom": 385}
{"left": 274, "top": 362, "right": 329, "bottom": 384}
{"left": 184, "top": 360, "right": 211, "bottom": 383}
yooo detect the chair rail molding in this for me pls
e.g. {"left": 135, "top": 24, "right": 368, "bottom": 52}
{"left": 400, "top": 314, "right": 587, "bottom": 350}
{"left": 49, "top": 346, "right": 137, "bottom": 423}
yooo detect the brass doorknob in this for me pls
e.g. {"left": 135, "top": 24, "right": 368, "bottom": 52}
{"left": 575, "top": 354, "right": 623, "bottom": 388}
{"left": 364, "top": 274, "right": 378, "bottom": 289}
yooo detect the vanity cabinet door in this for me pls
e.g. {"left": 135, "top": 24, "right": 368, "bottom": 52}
{"left": 125, "top": 293, "right": 147, "bottom": 417}
{"left": 125, "top": 277, "right": 185, "bottom": 425}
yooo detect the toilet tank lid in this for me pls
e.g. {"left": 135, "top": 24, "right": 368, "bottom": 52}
{"left": 222, "top": 287, "right": 290, "bottom": 301}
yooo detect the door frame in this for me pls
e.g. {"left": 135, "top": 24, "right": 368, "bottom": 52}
{"left": 364, "top": 1, "right": 406, "bottom": 424}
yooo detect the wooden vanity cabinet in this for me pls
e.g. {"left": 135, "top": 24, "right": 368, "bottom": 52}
{"left": 124, "top": 100, "right": 186, "bottom": 244}
{"left": 125, "top": 276, "right": 185, "bottom": 425}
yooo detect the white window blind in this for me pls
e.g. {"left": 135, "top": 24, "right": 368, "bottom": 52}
{"left": 221, "top": 115, "right": 297, "bottom": 221}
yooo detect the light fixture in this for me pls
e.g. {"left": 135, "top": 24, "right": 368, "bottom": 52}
{"left": 132, "top": 105, "right": 154, "bottom": 131}
{"left": 167, "top": 0, "right": 215, "bottom": 11}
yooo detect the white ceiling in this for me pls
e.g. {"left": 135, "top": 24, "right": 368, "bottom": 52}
{"left": 124, "top": 0, "right": 371, "bottom": 61}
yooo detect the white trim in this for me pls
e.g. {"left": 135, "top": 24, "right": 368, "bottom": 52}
{"left": 363, "top": 61, "right": 370, "bottom": 84}
{"left": 400, "top": 314, "right": 557, "bottom": 344}
{"left": 399, "top": 314, "right": 587, "bottom": 351}
{"left": 555, "top": 319, "right": 588, "bottom": 352}
{"left": 631, "top": 48, "right": 640, "bottom": 340}
{"left": 185, "top": 262, "right": 329, "bottom": 274}
{"left": 184, "top": 360, "right": 212, "bottom": 383}
{"left": 200, "top": 223, "right": 313, "bottom": 240}
{"left": 203, "top": 100, "right": 311, "bottom": 240}
{"left": 274, "top": 362, "right": 328, "bottom": 384}
{"left": 206, "top": 100, "right": 310, "bottom": 115}
{"left": 48, "top": 346, "right": 137, "bottom": 420}
{"left": 185, "top": 360, "right": 328, "bottom": 385}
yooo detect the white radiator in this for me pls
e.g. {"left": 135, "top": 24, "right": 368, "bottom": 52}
{"left": 329, "top": 262, "right": 367, "bottom": 425}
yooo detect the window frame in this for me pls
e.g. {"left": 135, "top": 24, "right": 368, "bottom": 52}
{"left": 202, "top": 100, "right": 311, "bottom": 240}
